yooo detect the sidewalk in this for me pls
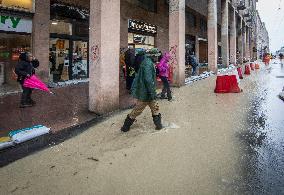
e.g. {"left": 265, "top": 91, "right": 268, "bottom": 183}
{"left": 0, "top": 63, "right": 267, "bottom": 194}
{"left": 0, "top": 83, "right": 97, "bottom": 138}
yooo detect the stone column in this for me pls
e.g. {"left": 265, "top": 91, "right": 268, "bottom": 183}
{"left": 32, "top": 0, "right": 50, "bottom": 82}
{"left": 229, "top": 8, "right": 237, "bottom": 65}
{"left": 89, "top": 0, "right": 120, "bottom": 114}
{"left": 221, "top": 0, "right": 229, "bottom": 67}
{"left": 242, "top": 23, "right": 247, "bottom": 62}
{"left": 195, "top": 35, "right": 200, "bottom": 63}
{"left": 169, "top": 0, "right": 185, "bottom": 86}
{"left": 237, "top": 18, "right": 243, "bottom": 64}
{"left": 246, "top": 26, "right": 250, "bottom": 61}
{"left": 208, "top": 0, "right": 218, "bottom": 72}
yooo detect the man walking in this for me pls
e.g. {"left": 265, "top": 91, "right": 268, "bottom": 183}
{"left": 121, "top": 50, "right": 163, "bottom": 132}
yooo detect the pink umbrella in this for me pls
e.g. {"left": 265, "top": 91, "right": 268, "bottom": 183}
{"left": 23, "top": 75, "right": 53, "bottom": 94}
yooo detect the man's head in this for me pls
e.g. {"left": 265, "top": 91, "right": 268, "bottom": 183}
{"left": 19, "top": 52, "right": 33, "bottom": 62}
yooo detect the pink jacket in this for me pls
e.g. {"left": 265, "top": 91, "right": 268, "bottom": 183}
{"left": 158, "top": 52, "right": 170, "bottom": 78}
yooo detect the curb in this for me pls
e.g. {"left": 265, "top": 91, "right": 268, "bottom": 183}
{"left": 0, "top": 115, "right": 104, "bottom": 167}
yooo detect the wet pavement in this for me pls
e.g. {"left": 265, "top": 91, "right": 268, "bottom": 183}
{"left": 237, "top": 60, "right": 284, "bottom": 194}
{"left": 0, "top": 61, "right": 284, "bottom": 194}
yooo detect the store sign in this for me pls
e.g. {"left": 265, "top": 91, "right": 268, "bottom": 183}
{"left": 128, "top": 19, "right": 157, "bottom": 34}
{"left": 0, "top": 15, "right": 32, "bottom": 33}
{"left": 0, "top": 0, "right": 34, "bottom": 12}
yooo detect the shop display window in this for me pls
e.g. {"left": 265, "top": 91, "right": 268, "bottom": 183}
{"left": 72, "top": 41, "right": 88, "bottom": 79}
{"left": 0, "top": 33, "right": 31, "bottom": 94}
{"left": 128, "top": 33, "right": 155, "bottom": 49}
{"left": 49, "top": 38, "right": 70, "bottom": 82}
{"left": 49, "top": 20, "right": 88, "bottom": 83}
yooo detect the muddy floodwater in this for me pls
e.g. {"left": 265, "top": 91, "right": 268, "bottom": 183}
{"left": 0, "top": 61, "right": 283, "bottom": 195}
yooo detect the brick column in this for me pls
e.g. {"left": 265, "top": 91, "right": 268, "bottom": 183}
{"left": 229, "top": 8, "right": 237, "bottom": 65}
{"left": 169, "top": 0, "right": 185, "bottom": 86}
{"left": 208, "top": 0, "right": 218, "bottom": 72}
{"left": 32, "top": 0, "right": 50, "bottom": 82}
{"left": 221, "top": 0, "right": 229, "bottom": 67}
{"left": 89, "top": 0, "right": 120, "bottom": 114}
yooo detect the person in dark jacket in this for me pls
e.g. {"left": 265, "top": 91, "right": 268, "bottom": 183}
{"left": 188, "top": 52, "right": 198, "bottom": 76}
{"left": 125, "top": 49, "right": 136, "bottom": 90}
{"left": 134, "top": 50, "right": 145, "bottom": 73}
{"left": 121, "top": 50, "right": 163, "bottom": 132}
{"left": 15, "top": 52, "right": 39, "bottom": 108}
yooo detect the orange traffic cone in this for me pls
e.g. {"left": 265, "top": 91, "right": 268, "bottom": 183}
{"left": 244, "top": 64, "right": 251, "bottom": 75}
{"left": 237, "top": 67, "right": 243, "bottom": 79}
{"left": 255, "top": 63, "right": 260, "bottom": 69}
{"left": 250, "top": 63, "right": 255, "bottom": 71}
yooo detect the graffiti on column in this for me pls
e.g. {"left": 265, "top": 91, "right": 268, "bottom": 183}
{"left": 169, "top": 0, "right": 185, "bottom": 13}
{"left": 169, "top": 45, "right": 178, "bottom": 82}
{"left": 91, "top": 45, "right": 100, "bottom": 64}
{"left": 170, "top": 45, "right": 178, "bottom": 66}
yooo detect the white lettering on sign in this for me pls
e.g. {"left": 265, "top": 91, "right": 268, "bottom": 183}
{"left": 128, "top": 19, "right": 157, "bottom": 34}
{"left": 0, "top": 15, "right": 32, "bottom": 33}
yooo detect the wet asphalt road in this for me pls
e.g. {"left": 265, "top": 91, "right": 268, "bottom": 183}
{"left": 238, "top": 60, "right": 284, "bottom": 194}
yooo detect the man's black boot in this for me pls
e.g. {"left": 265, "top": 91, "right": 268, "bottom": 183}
{"left": 121, "top": 115, "right": 135, "bottom": 132}
{"left": 153, "top": 113, "right": 163, "bottom": 130}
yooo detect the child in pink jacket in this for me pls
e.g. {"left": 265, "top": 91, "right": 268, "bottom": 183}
{"left": 157, "top": 52, "right": 172, "bottom": 101}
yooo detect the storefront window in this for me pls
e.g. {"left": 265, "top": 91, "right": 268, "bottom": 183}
{"left": 128, "top": 33, "right": 155, "bottom": 49}
{"left": 0, "top": 33, "right": 31, "bottom": 93}
{"left": 49, "top": 20, "right": 88, "bottom": 83}
{"left": 49, "top": 38, "right": 70, "bottom": 82}
{"left": 72, "top": 41, "right": 88, "bottom": 79}
{"left": 128, "top": 19, "right": 157, "bottom": 50}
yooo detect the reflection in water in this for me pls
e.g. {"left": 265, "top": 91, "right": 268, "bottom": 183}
{"left": 238, "top": 62, "right": 284, "bottom": 194}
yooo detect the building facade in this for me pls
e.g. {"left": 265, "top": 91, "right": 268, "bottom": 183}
{"left": 0, "top": 0, "right": 269, "bottom": 132}
{"left": 256, "top": 10, "right": 270, "bottom": 59}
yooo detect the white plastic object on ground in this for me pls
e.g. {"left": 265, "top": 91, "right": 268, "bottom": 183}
{"left": 11, "top": 126, "right": 50, "bottom": 144}
{"left": 0, "top": 141, "right": 15, "bottom": 150}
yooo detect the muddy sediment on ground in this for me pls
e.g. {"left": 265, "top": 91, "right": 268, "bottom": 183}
{"left": 0, "top": 63, "right": 282, "bottom": 194}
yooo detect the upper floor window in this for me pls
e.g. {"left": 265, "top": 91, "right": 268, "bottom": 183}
{"left": 138, "top": 0, "right": 157, "bottom": 13}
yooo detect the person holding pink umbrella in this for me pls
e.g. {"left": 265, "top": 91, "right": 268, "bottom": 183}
{"left": 15, "top": 52, "right": 39, "bottom": 108}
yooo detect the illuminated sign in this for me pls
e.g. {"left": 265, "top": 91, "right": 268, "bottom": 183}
{"left": 0, "top": 0, "right": 34, "bottom": 12}
{"left": 128, "top": 19, "right": 157, "bottom": 34}
{"left": 0, "top": 15, "right": 32, "bottom": 33}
